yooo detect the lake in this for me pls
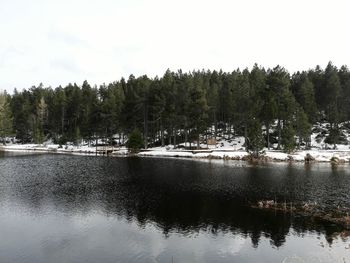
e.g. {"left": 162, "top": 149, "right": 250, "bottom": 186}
{"left": 0, "top": 152, "right": 349, "bottom": 262}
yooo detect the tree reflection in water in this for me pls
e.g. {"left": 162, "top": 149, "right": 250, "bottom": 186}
{"left": 0, "top": 153, "right": 349, "bottom": 249}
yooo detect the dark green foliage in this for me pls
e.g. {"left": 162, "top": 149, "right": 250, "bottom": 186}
{"left": 246, "top": 119, "right": 265, "bottom": 157}
{"left": 291, "top": 73, "right": 318, "bottom": 122}
{"left": 5, "top": 62, "right": 350, "bottom": 151}
{"left": 127, "top": 128, "right": 144, "bottom": 152}
{"left": 0, "top": 92, "right": 13, "bottom": 142}
{"left": 294, "top": 106, "right": 311, "bottom": 148}
{"left": 324, "top": 63, "right": 341, "bottom": 127}
{"left": 188, "top": 80, "right": 209, "bottom": 148}
{"left": 282, "top": 124, "right": 296, "bottom": 153}
{"left": 10, "top": 89, "right": 32, "bottom": 142}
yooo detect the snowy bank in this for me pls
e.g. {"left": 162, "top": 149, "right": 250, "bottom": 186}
{"left": 1, "top": 143, "right": 350, "bottom": 163}
{"left": 138, "top": 147, "right": 350, "bottom": 163}
{"left": 0, "top": 144, "right": 129, "bottom": 156}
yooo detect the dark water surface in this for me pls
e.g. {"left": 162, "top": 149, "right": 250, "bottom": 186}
{"left": 0, "top": 152, "right": 349, "bottom": 262}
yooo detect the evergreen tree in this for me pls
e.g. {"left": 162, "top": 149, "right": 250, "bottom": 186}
{"left": 292, "top": 72, "right": 318, "bottom": 122}
{"left": 338, "top": 66, "right": 350, "bottom": 120}
{"left": 308, "top": 65, "right": 325, "bottom": 112}
{"left": 246, "top": 118, "right": 265, "bottom": 157}
{"left": 219, "top": 72, "right": 235, "bottom": 127}
{"left": 4, "top": 63, "right": 350, "bottom": 151}
{"left": 161, "top": 70, "right": 176, "bottom": 146}
{"left": 80, "top": 80, "right": 95, "bottom": 140}
{"left": 208, "top": 70, "right": 220, "bottom": 138}
{"left": 281, "top": 124, "right": 296, "bottom": 153}
{"left": 267, "top": 66, "right": 291, "bottom": 149}
{"left": 324, "top": 62, "right": 341, "bottom": 129}
{"left": 33, "top": 97, "right": 47, "bottom": 143}
{"left": 0, "top": 92, "right": 13, "bottom": 143}
{"left": 294, "top": 106, "right": 311, "bottom": 148}
{"left": 11, "top": 89, "right": 32, "bottom": 142}
{"left": 188, "top": 76, "right": 209, "bottom": 149}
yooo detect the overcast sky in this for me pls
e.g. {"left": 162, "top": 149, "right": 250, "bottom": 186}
{"left": 1, "top": 0, "right": 350, "bottom": 92}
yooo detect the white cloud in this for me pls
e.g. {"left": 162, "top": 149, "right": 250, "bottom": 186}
{"left": 1, "top": 0, "right": 350, "bottom": 92}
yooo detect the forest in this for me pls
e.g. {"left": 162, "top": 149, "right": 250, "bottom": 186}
{"left": 0, "top": 62, "right": 349, "bottom": 153}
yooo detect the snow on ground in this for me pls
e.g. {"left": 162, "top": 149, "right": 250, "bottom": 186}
{"left": 138, "top": 125, "right": 350, "bottom": 162}
{"left": 138, "top": 148, "right": 350, "bottom": 163}
{"left": 2, "top": 122, "right": 350, "bottom": 162}
{"left": 1, "top": 142, "right": 350, "bottom": 162}
{"left": 0, "top": 144, "right": 129, "bottom": 156}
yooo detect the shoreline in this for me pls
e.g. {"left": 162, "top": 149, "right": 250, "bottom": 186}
{"left": 1, "top": 144, "right": 350, "bottom": 163}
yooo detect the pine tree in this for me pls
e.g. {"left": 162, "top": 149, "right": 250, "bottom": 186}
{"left": 281, "top": 123, "right": 296, "bottom": 153}
{"left": 295, "top": 106, "right": 311, "bottom": 148}
{"left": 5, "top": 63, "right": 350, "bottom": 152}
{"left": 188, "top": 77, "right": 209, "bottom": 149}
{"left": 324, "top": 62, "right": 341, "bottom": 129}
{"left": 246, "top": 118, "right": 265, "bottom": 157}
{"left": 0, "top": 92, "right": 13, "bottom": 143}
{"left": 338, "top": 66, "right": 350, "bottom": 121}
{"left": 292, "top": 72, "right": 318, "bottom": 122}
{"left": 10, "top": 89, "right": 31, "bottom": 143}
{"left": 34, "top": 97, "right": 47, "bottom": 144}
{"left": 208, "top": 70, "right": 220, "bottom": 138}
{"left": 308, "top": 65, "right": 325, "bottom": 111}
{"left": 267, "top": 66, "right": 291, "bottom": 149}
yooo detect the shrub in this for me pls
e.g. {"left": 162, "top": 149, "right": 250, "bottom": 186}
{"left": 127, "top": 128, "right": 144, "bottom": 152}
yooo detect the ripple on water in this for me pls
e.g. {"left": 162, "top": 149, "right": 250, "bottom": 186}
{"left": 0, "top": 154, "right": 349, "bottom": 262}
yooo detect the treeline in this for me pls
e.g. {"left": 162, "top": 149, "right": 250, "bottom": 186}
{"left": 1, "top": 62, "right": 349, "bottom": 153}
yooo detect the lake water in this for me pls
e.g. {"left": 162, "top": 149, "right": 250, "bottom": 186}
{"left": 0, "top": 152, "right": 349, "bottom": 262}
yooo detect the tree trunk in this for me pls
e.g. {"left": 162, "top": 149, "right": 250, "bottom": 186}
{"left": 197, "top": 133, "right": 200, "bottom": 149}
{"left": 266, "top": 122, "right": 270, "bottom": 150}
{"left": 277, "top": 119, "right": 281, "bottom": 150}
{"left": 173, "top": 128, "right": 177, "bottom": 148}
{"left": 168, "top": 128, "right": 172, "bottom": 146}
{"left": 244, "top": 124, "right": 248, "bottom": 149}
{"left": 214, "top": 111, "right": 217, "bottom": 141}
{"left": 95, "top": 136, "right": 98, "bottom": 156}
{"left": 160, "top": 119, "right": 164, "bottom": 147}
{"left": 206, "top": 129, "right": 208, "bottom": 148}
{"left": 143, "top": 104, "right": 148, "bottom": 149}
{"left": 333, "top": 123, "right": 338, "bottom": 149}
{"left": 298, "top": 129, "right": 301, "bottom": 149}
{"left": 184, "top": 119, "right": 188, "bottom": 148}
{"left": 61, "top": 105, "right": 65, "bottom": 135}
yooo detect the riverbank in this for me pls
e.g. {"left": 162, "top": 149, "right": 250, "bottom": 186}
{"left": 1, "top": 144, "right": 350, "bottom": 163}
{"left": 138, "top": 147, "right": 350, "bottom": 163}
{"left": 0, "top": 144, "right": 129, "bottom": 156}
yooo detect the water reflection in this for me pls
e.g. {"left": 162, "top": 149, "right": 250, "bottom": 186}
{"left": 0, "top": 154, "right": 349, "bottom": 262}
